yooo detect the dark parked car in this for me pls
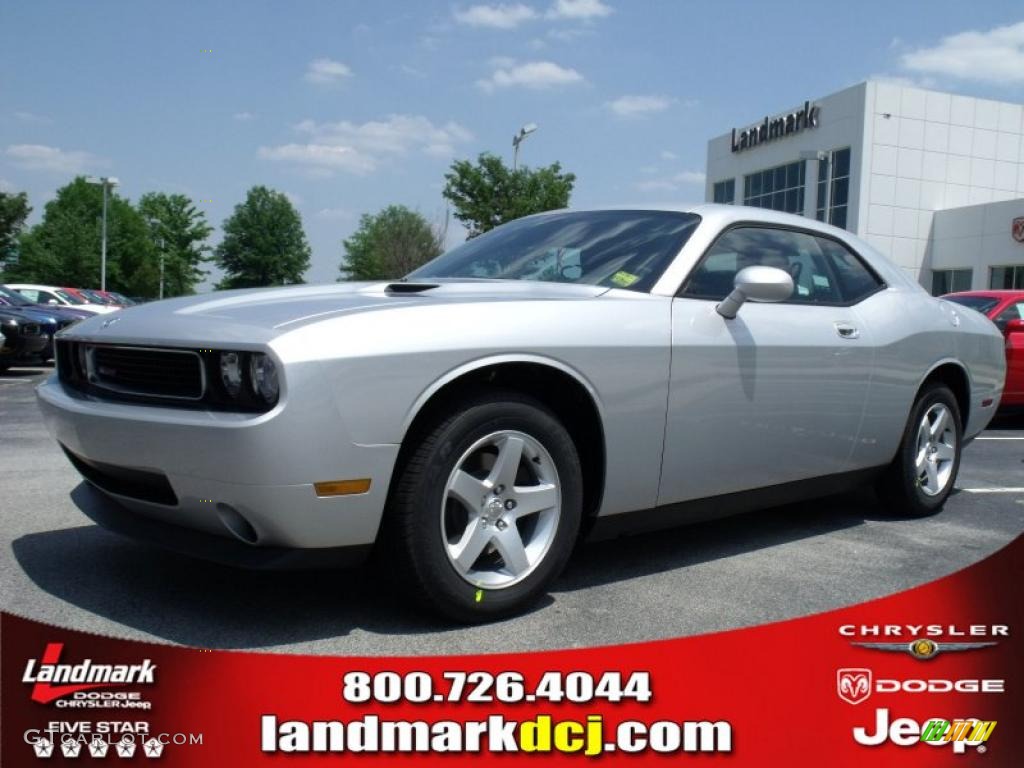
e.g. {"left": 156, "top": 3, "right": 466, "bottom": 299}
{"left": 0, "top": 309, "right": 49, "bottom": 372}
{"left": 0, "top": 285, "right": 87, "bottom": 362}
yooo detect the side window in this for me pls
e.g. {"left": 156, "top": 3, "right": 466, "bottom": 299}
{"left": 18, "top": 289, "right": 39, "bottom": 302}
{"left": 680, "top": 226, "right": 842, "bottom": 304}
{"left": 816, "top": 237, "right": 884, "bottom": 303}
{"left": 993, "top": 302, "right": 1023, "bottom": 331}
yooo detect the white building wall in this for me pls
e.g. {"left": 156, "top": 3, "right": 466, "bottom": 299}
{"left": 930, "top": 198, "right": 1024, "bottom": 288}
{"left": 705, "top": 83, "right": 867, "bottom": 222}
{"left": 706, "top": 80, "right": 1024, "bottom": 290}
{"left": 861, "top": 81, "right": 1024, "bottom": 281}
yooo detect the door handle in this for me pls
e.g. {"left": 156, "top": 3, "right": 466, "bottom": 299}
{"left": 835, "top": 323, "right": 860, "bottom": 339}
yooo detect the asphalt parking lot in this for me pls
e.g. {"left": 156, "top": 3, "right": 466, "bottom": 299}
{"left": 2, "top": 364, "right": 1023, "bottom": 656}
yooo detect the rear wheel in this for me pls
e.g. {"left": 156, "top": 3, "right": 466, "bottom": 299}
{"left": 384, "top": 391, "right": 582, "bottom": 622}
{"left": 876, "top": 383, "right": 962, "bottom": 517}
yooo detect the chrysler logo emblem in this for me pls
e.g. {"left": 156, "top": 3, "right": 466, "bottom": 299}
{"left": 1013, "top": 216, "right": 1024, "bottom": 243}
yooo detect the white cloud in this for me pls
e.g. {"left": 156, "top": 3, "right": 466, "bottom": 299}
{"left": 634, "top": 169, "right": 705, "bottom": 192}
{"left": 546, "top": 0, "right": 612, "bottom": 20}
{"left": 258, "top": 144, "right": 376, "bottom": 176}
{"left": 304, "top": 57, "right": 353, "bottom": 84}
{"left": 901, "top": 21, "right": 1024, "bottom": 83}
{"left": 233, "top": 111, "right": 255, "bottom": 121}
{"left": 454, "top": 3, "right": 538, "bottom": 28}
{"left": 0, "top": 178, "right": 14, "bottom": 192}
{"left": 605, "top": 94, "right": 673, "bottom": 117}
{"left": 14, "top": 111, "right": 53, "bottom": 124}
{"left": 867, "top": 72, "right": 937, "bottom": 89}
{"left": 675, "top": 170, "right": 706, "bottom": 184}
{"left": 316, "top": 207, "right": 354, "bottom": 220}
{"left": 260, "top": 115, "right": 473, "bottom": 176}
{"left": 660, "top": 150, "right": 678, "bottom": 161}
{"left": 398, "top": 64, "right": 427, "bottom": 79}
{"left": 477, "top": 60, "right": 584, "bottom": 91}
{"left": 5, "top": 144, "right": 101, "bottom": 174}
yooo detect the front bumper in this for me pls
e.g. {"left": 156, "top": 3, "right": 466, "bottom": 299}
{"left": 37, "top": 366, "right": 400, "bottom": 555}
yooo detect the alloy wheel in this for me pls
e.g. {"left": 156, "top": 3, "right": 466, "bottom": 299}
{"left": 914, "top": 403, "right": 957, "bottom": 497}
{"left": 441, "top": 430, "right": 561, "bottom": 589}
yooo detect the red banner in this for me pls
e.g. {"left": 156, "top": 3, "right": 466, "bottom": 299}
{"left": 4, "top": 534, "right": 1021, "bottom": 765}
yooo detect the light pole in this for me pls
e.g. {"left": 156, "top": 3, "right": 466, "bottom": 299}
{"left": 512, "top": 123, "right": 538, "bottom": 170}
{"left": 86, "top": 176, "right": 119, "bottom": 291}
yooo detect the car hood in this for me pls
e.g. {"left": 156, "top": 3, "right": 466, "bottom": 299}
{"left": 60, "top": 280, "right": 611, "bottom": 346}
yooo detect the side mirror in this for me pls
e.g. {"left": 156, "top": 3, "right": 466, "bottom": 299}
{"left": 1004, "top": 318, "right": 1024, "bottom": 336}
{"left": 716, "top": 265, "right": 794, "bottom": 319}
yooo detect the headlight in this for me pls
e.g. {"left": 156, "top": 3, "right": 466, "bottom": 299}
{"left": 219, "top": 351, "right": 243, "bottom": 397}
{"left": 249, "top": 353, "right": 279, "bottom": 404}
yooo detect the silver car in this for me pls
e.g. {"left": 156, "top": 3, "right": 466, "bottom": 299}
{"left": 38, "top": 205, "right": 1006, "bottom": 621}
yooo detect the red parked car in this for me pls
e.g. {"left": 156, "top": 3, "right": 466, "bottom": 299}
{"left": 943, "top": 290, "right": 1024, "bottom": 407}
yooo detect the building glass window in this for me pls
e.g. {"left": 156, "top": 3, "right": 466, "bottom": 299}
{"left": 815, "top": 147, "right": 851, "bottom": 230}
{"left": 713, "top": 179, "right": 735, "bottom": 204}
{"left": 931, "top": 268, "right": 973, "bottom": 296}
{"left": 990, "top": 265, "right": 1024, "bottom": 290}
{"left": 742, "top": 161, "right": 805, "bottom": 214}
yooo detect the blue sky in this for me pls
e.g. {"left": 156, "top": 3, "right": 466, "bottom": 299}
{"left": 2, "top": 1, "right": 1023, "bottom": 286}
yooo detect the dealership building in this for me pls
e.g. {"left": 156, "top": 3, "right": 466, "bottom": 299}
{"left": 704, "top": 81, "right": 1024, "bottom": 295}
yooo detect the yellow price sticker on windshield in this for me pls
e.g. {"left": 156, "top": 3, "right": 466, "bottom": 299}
{"left": 610, "top": 271, "right": 640, "bottom": 288}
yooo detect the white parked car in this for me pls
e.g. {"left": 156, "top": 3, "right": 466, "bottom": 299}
{"left": 9, "top": 284, "right": 117, "bottom": 314}
{"left": 37, "top": 206, "right": 1006, "bottom": 621}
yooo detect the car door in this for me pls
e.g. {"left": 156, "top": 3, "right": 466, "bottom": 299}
{"left": 994, "top": 299, "right": 1024, "bottom": 400}
{"left": 658, "top": 224, "right": 877, "bottom": 505}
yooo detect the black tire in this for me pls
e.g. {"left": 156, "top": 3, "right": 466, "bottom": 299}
{"left": 383, "top": 390, "right": 583, "bottom": 623}
{"left": 876, "top": 382, "right": 962, "bottom": 517}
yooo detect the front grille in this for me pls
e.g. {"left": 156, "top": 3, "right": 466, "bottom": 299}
{"left": 89, "top": 345, "right": 205, "bottom": 400}
{"left": 56, "top": 340, "right": 273, "bottom": 412}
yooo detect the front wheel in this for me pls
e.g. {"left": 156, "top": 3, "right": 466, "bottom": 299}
{"left": 876, "top": 383, "right": 962, "bottom": 517}
{"left": 384, "top": 391, "right": 583, "bottom": 622}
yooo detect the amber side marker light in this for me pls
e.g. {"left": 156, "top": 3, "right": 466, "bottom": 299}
{"left": 315, "top": 479, "right": 372, "bottom": 497}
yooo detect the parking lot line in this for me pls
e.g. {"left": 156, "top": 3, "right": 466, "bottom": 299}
{"left": 958, "top": 487, "right": 1024, "bottom": 494}
{"left": 974, "top": 436, "right": 1024, "bottom": 440}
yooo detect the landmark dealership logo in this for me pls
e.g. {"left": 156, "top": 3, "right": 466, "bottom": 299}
{"left": 22, "top": 643, "right": 157, "bottom": 705}
{"left": 1013, "top": 216, "right": 1024, "bottom": 243}
{"left": 730, "top": 100, "right": 820, "bottom": 153}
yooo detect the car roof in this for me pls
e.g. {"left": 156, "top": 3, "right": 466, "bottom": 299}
{"left": 945, "top": 290, "right": 1024, "bottom": 299}
{"left": 531, "top": 203, "right": 916, "bottom": 292}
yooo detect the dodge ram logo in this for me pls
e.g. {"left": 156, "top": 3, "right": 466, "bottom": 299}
{"left": 1013, "top": 216, "right": 1024, "bottom": 243}
{"left": 837, "top": 668, "right": 872, "bottom": 705}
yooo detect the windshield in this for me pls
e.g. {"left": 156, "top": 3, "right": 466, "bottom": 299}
{"left": 410, "top": 210, "right": 701, "bottom": 293}
{"left": 945, "top": 295, "right": 1000, "bottom": 315}
{"left": 0, "top": 285, "right": 32, "bottom": 306}
{"left": 55, "top": 289, "right": 85, "bottom": 305}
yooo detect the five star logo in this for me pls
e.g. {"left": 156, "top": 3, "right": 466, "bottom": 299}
{"left": 33, "top": 737, "right": 54, "bottom": 758}
{"left": 143, "top": 737, "right": 165, "bottom": 758}
{"left": 60, "top": 739, "right": 82, "bottom": 758}
{"left": 115, "top": 738, "right": 137, "bottom": 758}
{"left": 88, "top": 736, "right": 110, "bottom": 758}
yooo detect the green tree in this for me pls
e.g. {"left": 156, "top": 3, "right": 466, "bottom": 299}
{"left": 442, "top": 153, "right": 575, "bottom": 238}
{"left": 340, "top": 205, "right": 444, "bottom": 281}
{"left": 0, "top": 190, "right": 31, "bottom": 274}
{"left": 138, "top": 192, "right": 213, "bottom": 297}
{"left": 214, "top": 186, "right": 311, "bottom": 289}
{"left": 8, "top": 177, "right": 157, "bottom": 295}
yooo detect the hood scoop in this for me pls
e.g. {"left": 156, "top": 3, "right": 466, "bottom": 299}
{"left": 384, "top": 282, "right": 440, "bottom": 294}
